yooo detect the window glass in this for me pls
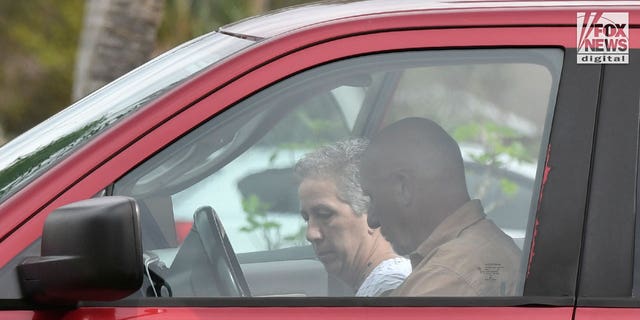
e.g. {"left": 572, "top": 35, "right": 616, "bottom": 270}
{"left": 113, "top": 48, "right": 562, "bottom": 299}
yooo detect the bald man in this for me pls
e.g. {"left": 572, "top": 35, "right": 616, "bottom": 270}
{"left": 360, "top": 117, "right": 521, "bottom": 296}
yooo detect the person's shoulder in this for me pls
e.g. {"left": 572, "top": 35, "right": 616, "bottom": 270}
{"left": 379, "top": 256, "right": 412, "bottom": 272}
{"left": 357, "top": 257, "right": 412, "bottom": 297}
{"left": 370, "top": 257, "right": 412, "bottom": 282}
{"left": 420, "top": 220, "right": 518, "bottom": 269}
{"left": 470, "top": 218, "right": 522, "bottom": 256}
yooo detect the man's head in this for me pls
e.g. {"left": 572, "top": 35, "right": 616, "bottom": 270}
{"left": 360, "top": 117, "right": 470, "bottom": 255}
{"left": 294, "top": 139, "right": 375, "bottom": 284}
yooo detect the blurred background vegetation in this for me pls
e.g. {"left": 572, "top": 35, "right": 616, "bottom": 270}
{"left": 0, "top": 0, "right": 315, "bottom": 146}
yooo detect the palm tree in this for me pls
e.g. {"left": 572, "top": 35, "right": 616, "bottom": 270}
{"left": 73, "top": 0, "right": 164, "bottom": 100}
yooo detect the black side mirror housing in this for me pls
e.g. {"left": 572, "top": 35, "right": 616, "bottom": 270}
{"left": 17, "top": 196, "right": 143, "bottom": 305}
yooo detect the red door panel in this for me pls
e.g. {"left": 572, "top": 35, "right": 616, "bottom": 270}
{"left": 575, "top": 307, "right": 640, "bottom": 320}
{"left": 3, "top": 307, "right": 574, "bottom": 320}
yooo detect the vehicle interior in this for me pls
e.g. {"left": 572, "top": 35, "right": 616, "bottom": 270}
{"left": 109, "top": 48, "right": 562, "bottom": 298}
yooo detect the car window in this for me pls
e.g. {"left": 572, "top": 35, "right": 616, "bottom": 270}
{"left": 112, "top": 48, "right": 562, "bottom": 299}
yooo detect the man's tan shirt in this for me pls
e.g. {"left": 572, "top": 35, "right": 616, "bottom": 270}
{"left": 391, "top": 200, "right": 522, "bottom": 296}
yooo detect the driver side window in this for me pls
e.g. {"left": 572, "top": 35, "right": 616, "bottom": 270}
{"left": 113, "top": 72, "right": 372, "bottom": 297}
{"left": 113, "top": 48, "right": 560, "bottom": 299}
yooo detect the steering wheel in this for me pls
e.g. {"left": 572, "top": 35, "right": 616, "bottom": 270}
{"left": 165, "top": 206, "right": 250, "bottom": 297}
{"left": 192, "top": 206, "right": 250, "bottom": 296}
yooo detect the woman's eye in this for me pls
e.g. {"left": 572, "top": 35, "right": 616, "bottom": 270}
{"left": 316, "top": 208, "right": 334, "bottom": 219}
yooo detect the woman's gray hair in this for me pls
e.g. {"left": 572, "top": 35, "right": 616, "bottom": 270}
{"left": 294, "top": 138, "right": 370, "bottom": 216}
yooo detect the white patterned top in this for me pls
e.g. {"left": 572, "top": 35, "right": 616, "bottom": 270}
{"left": 355, "top": 256, "right": 412, "bottom": 297}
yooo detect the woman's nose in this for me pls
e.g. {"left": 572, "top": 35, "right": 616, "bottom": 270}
{"left": 305, "top": 219, "right": 323, "bottom": 242}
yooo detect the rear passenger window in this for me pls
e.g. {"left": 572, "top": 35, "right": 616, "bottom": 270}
{"left": 113, "top": 49, "right": 562, "bottom": 298}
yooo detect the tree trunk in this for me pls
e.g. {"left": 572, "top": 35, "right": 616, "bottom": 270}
{"left": 249, "top": 0, "right": 270, "bottom": 15}
{"left": 0, "top": 124, "right": 5, "bottom": 146}
{"left": 72, "top": 0, "right": 164, "bottom": 101}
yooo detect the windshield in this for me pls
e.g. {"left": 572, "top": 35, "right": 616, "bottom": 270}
{"left": 0, "top": 32, "right": 254, "bottom": 203}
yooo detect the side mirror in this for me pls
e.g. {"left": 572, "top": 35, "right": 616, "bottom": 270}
{"left": 17, "top": 196, "right": 143, "bottom": 305}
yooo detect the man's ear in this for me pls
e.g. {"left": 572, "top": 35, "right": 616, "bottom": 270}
{"left": 391, "top": 169, "right": 412, "bottom": 207}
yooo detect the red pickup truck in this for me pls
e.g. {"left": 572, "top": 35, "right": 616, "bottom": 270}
{"left": 1, "top": 1, "right": 639, "bottom": 319}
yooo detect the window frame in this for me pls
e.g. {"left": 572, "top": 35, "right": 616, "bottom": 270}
{"left": 576, "top": 49, "right": 640, "bottom": 308}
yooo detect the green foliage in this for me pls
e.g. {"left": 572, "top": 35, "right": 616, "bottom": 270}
{"left": 0, "top": 1, "right": 84, "bottom": 139}
{"left": 0, "top": 0, "right": 316, "bottom": 143}
{"left": 156, "top": 0, "right": 316, "bottom": 53}
{"left": 240, "top": 194, "right": 305, "bottom": 250}
{"left": 240, "top": 194, "right": 272, "bottom": 233}
{"left": 453, "top": 121, "right": 530, "bottom": 204}
{"left": 453, "top": 122, "right": 531, "bottom": 166}
{"left": 499, "top": 178, "right": 518, "bottom": 196}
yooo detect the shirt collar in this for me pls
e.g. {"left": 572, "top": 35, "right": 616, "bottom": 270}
{"left": 409, "top": 199, "right": 486, "bottom": 268}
